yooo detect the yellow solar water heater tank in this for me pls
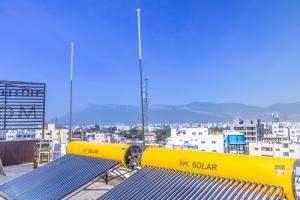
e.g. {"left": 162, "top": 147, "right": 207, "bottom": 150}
{"left": 66, "top": 141, "right": 142, "bottom": 169}
{"left": 141, "top": 147, "right": 300, "bottom": 200}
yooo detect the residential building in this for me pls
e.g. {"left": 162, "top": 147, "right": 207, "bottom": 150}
{"left": 290, "top": 127, "right": 300, "bottom": 142}
{"left": 271, "top": 122, "right": 289, "bottom": 139}
{"left": 35, "top": 124, "right": 69, "bottom": 143}
{"left": 166, "top": 127, "right": 224, "bottom": 152}
{"left": 249, "top": 141, "right": 300, "bottom": 159}
{"left": 232, "top": 119, "right": 264, "bottom": 143}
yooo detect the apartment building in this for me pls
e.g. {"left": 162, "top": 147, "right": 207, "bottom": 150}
{"left": 35, "top": 124, "right": 69, "bottom": 143}
{"left": 271, "top": 122, "right": 289, "bottom": 139}
{"left": 166, "top": 127, "right": 224, "bottom": 152}
{"left": 232, "top": 119, "right": 264, "bottom": 143}
{"left": 249, "top": 141, "right": 300, "bottom": 159}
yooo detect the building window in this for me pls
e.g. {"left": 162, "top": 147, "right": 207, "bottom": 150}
{"left": 283, "top": 152, "right": 289, "bottom": 157}
{"left": 254, "top": 147, "right": 259, "bottom": 151}
{"left": 282, "top": 143, "right": 289, "bottom": 148}
{"left": 275, "top": 149, "right": 280, "bottom": 151}
{"left": 261, "top": 147, "right": 273, "bottom": 151}
{"left": 212, "top": 141, "right": 216, "bottom": 144}
{"left": 192, "top": 132, "right": 196, "bottom": 135}
{"left": 199, "top": 132, "right": 202, "bottom": 135}
{"left": 290, "top": 149, "right": 295, "bottom": 153}
{"left": 201, "top": 141, "right": 205, "bottom": 144}
{"left": 212, "top": 150, "right": 217, "bottom": 152}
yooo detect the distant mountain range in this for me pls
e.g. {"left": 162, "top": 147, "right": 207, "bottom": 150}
{"left": 48, "top": 102, "right": 300, "bottom": 125}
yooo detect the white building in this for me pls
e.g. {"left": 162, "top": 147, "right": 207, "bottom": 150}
{"left": 166, "top": 127, "right": 224, "bottom": 152}
{"left": 271, "top": 122, "right": 289, "bottom": 139}
{"left": 87, "top": 132, "right": 112, "bottom": 143}
{"left": 290, "top": 127, "right": 300, "bottom": 142}
{"left": 0, "top": 130, "right": 36, "bottom": 140}
{"left": 249, "top": 141, "right": 300, "bottom": 159}
{"left": 35, "top": 124, "right": 69, "bottom": 143}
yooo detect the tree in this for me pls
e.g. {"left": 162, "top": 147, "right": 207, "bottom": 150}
{"left": 155, "top": 128, "right": 171, "bottom": 142}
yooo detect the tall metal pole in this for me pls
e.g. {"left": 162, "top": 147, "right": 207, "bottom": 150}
{"left": 42, "top": 83, "right": 46, "bottom": 140}
{"left": 69, "top": 42, "right": 74, "bottom": 142}
{"left": 137, "top": 8, "right": 145, "bottom": 146}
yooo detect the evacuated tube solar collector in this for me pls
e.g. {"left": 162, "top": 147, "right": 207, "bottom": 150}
{"left": 141, "top": 148, "right": 300, "bottom": 200}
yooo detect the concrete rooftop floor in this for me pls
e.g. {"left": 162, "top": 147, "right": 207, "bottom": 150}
{"left": 0, "top": 163, "right": 33, "bottom": 185}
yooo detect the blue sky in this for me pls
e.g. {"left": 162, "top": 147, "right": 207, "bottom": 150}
{"left": 0, "top": 0, "right": 300, "bottom": 119}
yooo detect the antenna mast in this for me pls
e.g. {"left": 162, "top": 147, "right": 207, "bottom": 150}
{"left": 69, "top": 42, "right": 74, "bottom": 142}
{"left": 144, "top": 77, "right": 149, "bottom": 137}
{"left": 137, "top": 8, "right": 145, "bottom": 146}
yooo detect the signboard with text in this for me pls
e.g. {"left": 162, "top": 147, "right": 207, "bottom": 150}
{"left": 0, "top": 80, "right": 46, "bottom": 130}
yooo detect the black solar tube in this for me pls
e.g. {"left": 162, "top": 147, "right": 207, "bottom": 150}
{"left": 167, "top": 174, "right": 201, "bottom": 200}
{"left": 134, "top": 169, "right": 179, "bottom": 200}
{"left": 99, "top": 167, "right": 154, "bottom": 200}
{"left": 233, "top": 182, "right": 252, "bottom": 200}
{"left": 262, "top": 186, "right": 276, "bottom": 200}
{"left": 175, "top": 174, "right": 208, "bottom": 200}
{"left": 22, "top": 158, "right": 117, "bottom": 200}
{"left": 269, "top": 187, "right": 284, "bottom": 200}
{"left": 0, "top": 155, "right": 72, "bottom": 192}
{"left": 151, "top": 171, "right": 192, "bottom": 199}
{"left": 226, "top": 181, "right": 246, "bottom": 200}
{"left": 141, "top": 169, "right": 188, "bottom": 200}
{"left": 120, "top": 167, "right": 168, "bottom": 200}
{"left": 97, "top": 167, "right": 287, "bottom": 200}
{"left": 2, "top": 155, "right": 75, "bottom": 197}
{"left": 193, "top": 177, "right": 222, "bottom": 200}
{"left": 206, "top": 178, "right": 231, "bottom": 200}
{"left": 181, "top": 175, "right": 212, "bottom": 200}
{"left": 211, "top": 179, "right": 235, "bottom": 199}
{"left": 201, "top": 178, "right": 227, "bottom": 199}
{"left": 242, "top": 183, "right": 258, "bottom": 200}
{"left": 254, "top": 185, "right": 269, "bottom": 200}
{"left": 162, "top": 172, "right": 199, "bottom": 200}
{"left": 219, "top": 180, "right": 241, "bottom": 200}
{"left": 248, "top": 184, "right": 264, "bottom": 200}
{"left": 0, "top": 155, "right": 119, "bottom": 200}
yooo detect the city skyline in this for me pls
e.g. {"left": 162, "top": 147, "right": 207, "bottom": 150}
{"left": 0, "top": 1, "right": 300, "bottom": 119}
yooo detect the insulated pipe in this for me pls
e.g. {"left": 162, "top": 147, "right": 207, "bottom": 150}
{"left": 66, "top": 141, "right": 142, "bottom": 169}
{"left": 141, "top": 147, "right": 300, "bottom": 200}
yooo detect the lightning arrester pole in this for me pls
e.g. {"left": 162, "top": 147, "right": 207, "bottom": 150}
{"left": 137, "top": 8, "right": 145, "bottom": 147}
{"left": 69, "top": 42, "right": 74, "bottom": 142}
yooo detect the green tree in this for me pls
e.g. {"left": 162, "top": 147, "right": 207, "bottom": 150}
{"left": 155, "top": 128, "right": 171, "bottom": 142}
